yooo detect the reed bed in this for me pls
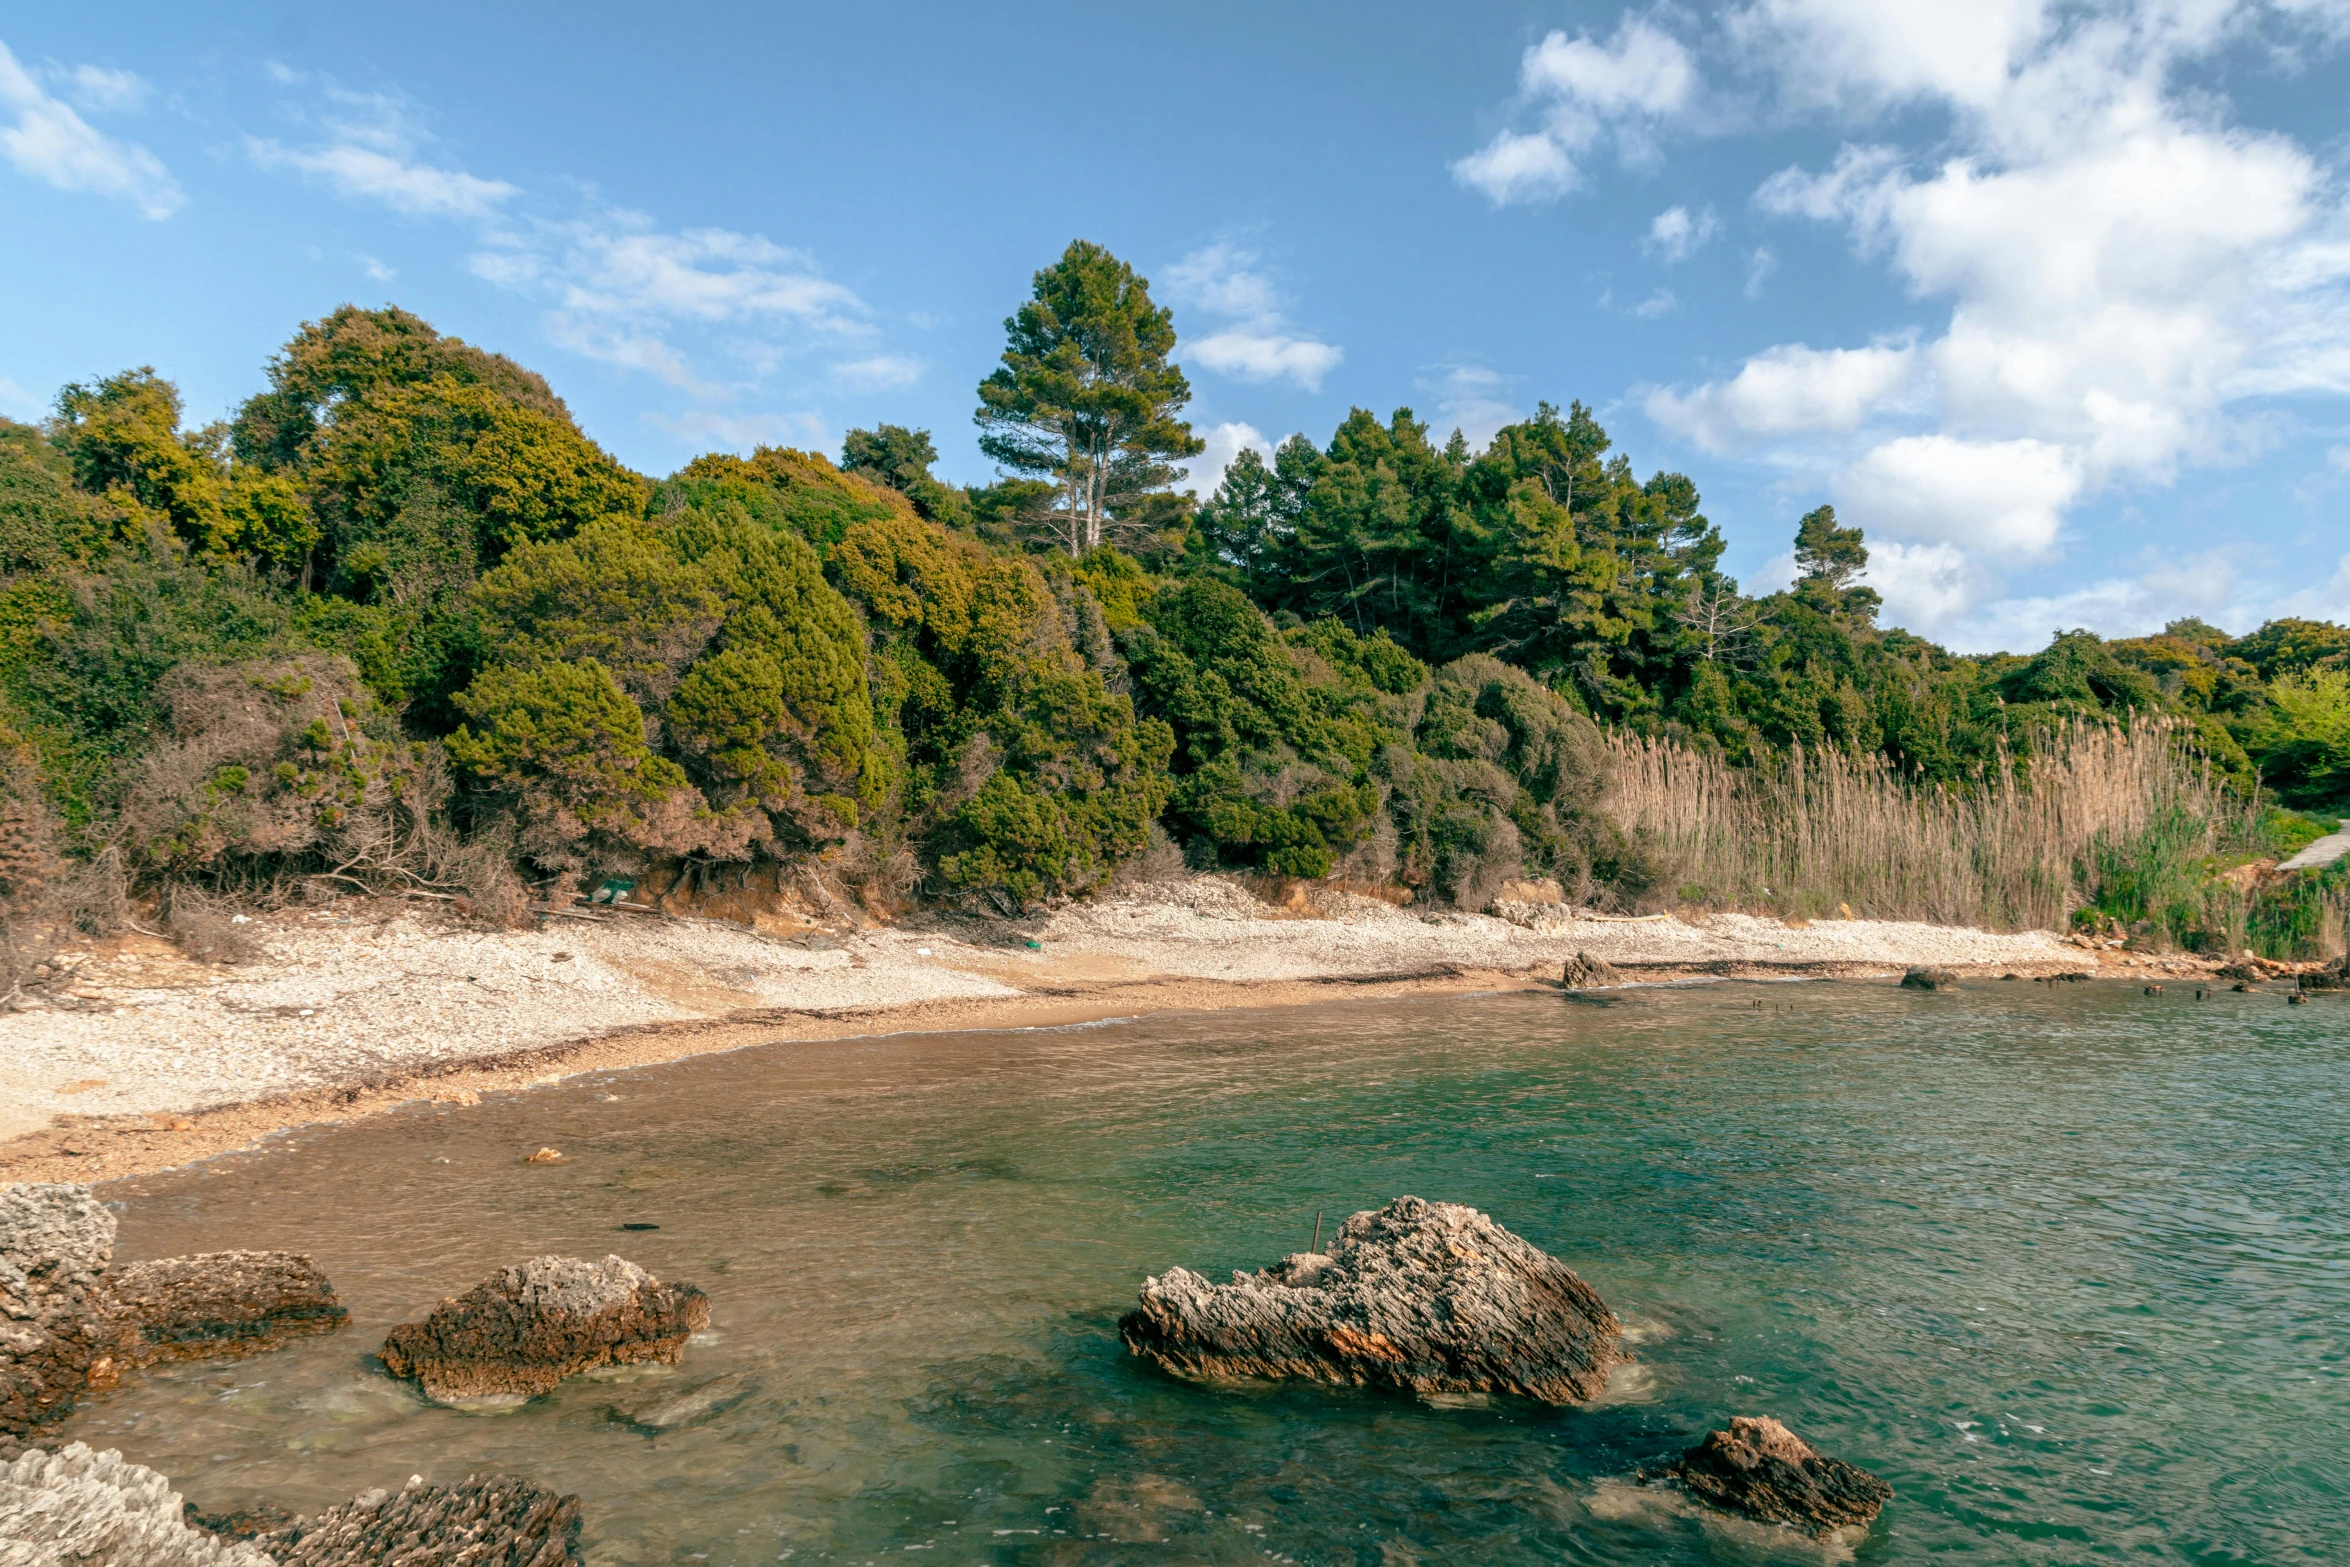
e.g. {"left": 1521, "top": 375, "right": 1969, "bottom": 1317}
{"left": 1604, "top": 719, "right": 2268, "bottom": 939}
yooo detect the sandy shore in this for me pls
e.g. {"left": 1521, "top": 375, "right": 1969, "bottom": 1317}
{"left": 3, "top": 875, "right": 2193, "bottom": 1185}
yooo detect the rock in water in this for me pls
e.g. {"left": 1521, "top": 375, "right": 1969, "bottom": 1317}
{"left": 257, "top": 1473, "right": 583, "bottom": 1567}
{"left": 1, "top": 1182, "right": 128, "bottom": 1439}
{"left": 1560, "top": 951, "right": 1621, "bottom": 988}
{"left": 604, "top": 1370, "right": 753, "bottom": 1434}
{"left": 114, "top": 1251, "right": 348, "bottom": 1366}
{"left": 0, "top": 1441, "right": 276, "bottom": 1566}
{"left": 1671, "top": 1415, "right": 1893, "bottom": 1537}
{"left": 1119, "top": 1196, "right": 1621, "bottom": 1404}
{"left": 379, "top": 1255, "right": 709, "bottom": 1407}
{"left": 1899, "top": 966, "right": 1957, "bottom": 991}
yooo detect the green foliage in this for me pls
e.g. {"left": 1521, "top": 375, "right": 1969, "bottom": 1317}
{"left": 447, "top": 659, "right": 718, "bottom": 865}
{"left": 0, "top": 281, "right": 2340, "bottom": 941}
{"left": 974, "top": 239, "right": 1202, "bottom": 556}
{"left": 230, "top": 304, "right": 569, "bottom": 471}
{"left": 829, "top": 500, "right": 1172, "bottom": 907}
{"left": 118, "top": 655, "right": 426, "bottom": 879}
{"left": 2252, "top": 667, "right": 2350, "bottom": 807}
{"left": 841, "top": 423, "right": 969, "bottom": 527}
{"left": 1123, "top": 579, "right": 1392, "bottom": 877}
{"left": 0, "top": 418, "right": 107, "bottom": 572}
{"left": 49, "top": 371, "right": 319, "bottom": 570}
{"left": 307, "top": 374, "right": 647, "bottom": 599}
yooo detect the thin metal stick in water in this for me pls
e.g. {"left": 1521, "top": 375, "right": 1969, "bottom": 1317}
{"left": 1312, "top": 1211, "right": 1323, "bottom": 1254}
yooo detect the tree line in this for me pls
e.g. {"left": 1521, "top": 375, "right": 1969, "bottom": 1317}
{"left": 0, "top": 240, "right": 2342, "bottom": 952}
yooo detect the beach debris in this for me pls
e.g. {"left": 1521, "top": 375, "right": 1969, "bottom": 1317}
{"left": 0, "top": 1442, "right": 276, "bottom": 1566}
{"left": 379, "top": 1254, "right": 709, "bottom": 1408}
{"left": 1660, "top": 1415, "right": 1893, "bottom": 1539}
{"left": 1899, "top": 966, "right": 1958, "bottom": 991}
{"left": 524, "top": 1147, "right": 564, "bottom": 1163}
{"left": 1560, "top": 951, "right": 1621, "bottom": 989}
{"left": 1120, "top": 1196, "right": 1622, "bottom": 1404}
{"left": 0, "top": 1182, "right": 127, "bottom": 1440}
{"left": 112, "top": 1250, "right": 348, "bottom": 1366}
{"left": 248, "top": 1472, "right": 584, "bottom": 1566}
{"left": 604, "top": 1370, "right": 753, "bottom": 1433}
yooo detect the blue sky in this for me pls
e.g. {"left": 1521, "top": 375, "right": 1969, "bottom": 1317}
{"left": 3, "top": 1, "right": 2347, "bottom": 652}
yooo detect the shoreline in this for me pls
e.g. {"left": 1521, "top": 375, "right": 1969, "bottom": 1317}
{"left": 2, "top": 875, "right": 2228, "bottom": 1187}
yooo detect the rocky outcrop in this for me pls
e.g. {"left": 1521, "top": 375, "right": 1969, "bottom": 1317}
{"left": 1, "top": 1183, "right": 127, "bottom": 1439}
{"left": 379, "top": 1255, "right": 709, "bottom": 1408}
{"left": 1120, "top": 1197, "right": 1621, "bottom": 1404}
{"left": 253, "top": 1473, "right": 583, "bottom": 1567}
{"left": 0, "top": 1442, "right": 276, "bottom": 1566}
{"left": 1666, "top": 1416, "right": 1892, "bottom": 1537}
{"left": 5, "top": 1184, "right": 353, "bottom": 1439}
{"left": 113, "top": 1252, "right": 347, "bottom": 1367}
{"left": 1560, "top": 951, "right": 1622, "bottom": 988}
{"left": 1899, "top": 966, "right": 1957, "bottom": 990}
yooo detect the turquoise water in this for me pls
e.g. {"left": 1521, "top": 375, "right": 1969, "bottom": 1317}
{"left": 74, "top": 979, "right": 2350, "bottom": 1563}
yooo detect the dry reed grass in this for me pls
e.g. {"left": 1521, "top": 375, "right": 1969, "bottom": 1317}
{"left": 1604, "top": 719, "right": 2261, "bottom": 936}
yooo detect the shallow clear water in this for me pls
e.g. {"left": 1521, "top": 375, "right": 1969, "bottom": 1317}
{"left": 71, "top": 980, "right": 2350, "bottom": 1564}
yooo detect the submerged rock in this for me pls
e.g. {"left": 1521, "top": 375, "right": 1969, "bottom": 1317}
{"left": 379, "top": 1255, "right": 709, "bottom": 1407}
{"left": 603, "top": 1370, "right": 753, "bottom": 1434}
{"left": 0, "top": 1441, "right": 275, "bottom": 1566}
{"left": 1560, "top": 951, "right": 1622, "bottom": 988}
{"left": 1120, "top": 1196, "right": 1621, "bottom": 1404}
{"left": 1899, "top": 966, "right": 1958, "bottom": 991}
{"left": 256, "top": 1473, "right": 583, "bottom": 1567}
{"left": 1668, "top": 1415, "right": 1893, "bottom": 1537}
{"left": 114, "top": 1251, "right": 348, "bottom": 1367}
{"left": 1, "top": 1182, "right": 128, "bottom": 1439}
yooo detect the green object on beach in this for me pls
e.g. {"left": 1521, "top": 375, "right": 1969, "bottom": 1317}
{"left": 591, "top": 877, "right": 638, "bottom": 905}
{"left": 1025, "top": 939, "right": 1042, "bottom": 950}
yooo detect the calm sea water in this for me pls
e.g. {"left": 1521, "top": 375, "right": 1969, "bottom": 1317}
{"left": 71, "top": 980, "right": 2349, "bottom": 1564}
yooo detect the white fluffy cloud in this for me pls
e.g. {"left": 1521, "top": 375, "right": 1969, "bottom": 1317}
{"left": 1433, "top": 365, "right": 1523, "bottom": 449}
{"left": 1835, "top": 434, "right": 2080, "bottom": 557}
{"left": 1166, "top": 242, "right": 1343, "bottom": 391}
{"left": 1646, "top": 204, "right": 1718, "bottom": 262}
{"left": 0, "top": 39, "right": 179, "bottom": 217}
{"left": 1182, "top": 420, "right": 1276, "bottom": 499}
{"left": 1645, "top": 342, "right": 1918, "bottom": 452}
{"left": 830, "top": 353, "right": 924, "bottom": 391}
{"left": 1558, "top": 1, "right": 2350, "bottom": 640}
{"left": 1454, "top": 20, "right": 1698, "bottom": 204}
{"left": 249, "top": 138, "right": 516, "bottom": 218}
{"left": 53, "top": 63, "right": 149, "bottom": 114}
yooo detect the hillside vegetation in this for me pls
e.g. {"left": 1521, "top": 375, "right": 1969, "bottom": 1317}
{"left": 1, "top": 242, "right": 2344, "bottom": 978}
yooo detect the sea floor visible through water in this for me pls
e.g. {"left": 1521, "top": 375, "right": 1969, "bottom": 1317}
{"left": 70, "top": 979, "right": 2349, "bottom": 1564}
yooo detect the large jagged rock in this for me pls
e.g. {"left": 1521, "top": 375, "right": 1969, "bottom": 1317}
{"left": 253, "top": 1473, "right": 582, "bottom": 1567}
{"left": 379, "top": 1256, "right": 709, "bottom": 1408}
{"left": 1, "top": 1183, "right": 127, "bottom": 1439}
{"left": 1119, "top": 1197, "right": 1622, "bottom": 1404}
{"left": 0, "top": 1441, "right": 276, "bottom": 1566}
{"left": 113, "top": 1252, "right": 347, "bottom": 1367}
{"left": 1669, "top": 1416, "right": 1893, "bottom": 1537}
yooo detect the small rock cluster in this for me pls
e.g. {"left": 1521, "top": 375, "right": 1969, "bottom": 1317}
{"left": 4, "top": 1181, "right": 703, "bottom": 1562}
{"left": 1125, "top": 1196, "right": 1894, "bottom": 1540}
